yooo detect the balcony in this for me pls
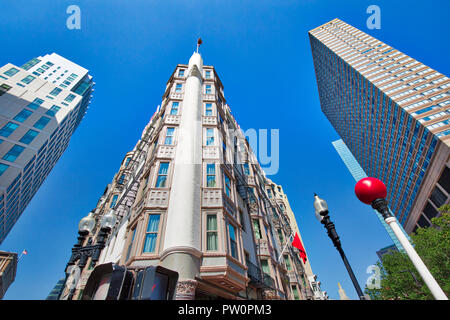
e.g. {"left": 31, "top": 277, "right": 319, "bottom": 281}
{"left": 157, "top": 145, "right": 176, "bottom": 159}
{"left": 202, "top": 188, "right": 222, "bottom": 207}
{"left": 263, "top": 273, "right": 275, "bottom": 289}
{"left": 256, "top": 239, "right": 276, "bottom": 261}
{"left": 202, "top": 116, "right": 217, "bottom": 126}
{"left": 165, "top": 114, "right": 180, "bottom": 125}
{"left": 170, "top": 92, "right": 183, "bottom": 100}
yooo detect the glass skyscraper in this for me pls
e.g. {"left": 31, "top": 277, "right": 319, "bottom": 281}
{"left": 310, "top": 19, "right": 450, "bottom": 233}
{"left": 0, "top": 53, "right": 94, "bottom": 244}
{"left": 332, "top": 139, "right": 410, "bottom": 252}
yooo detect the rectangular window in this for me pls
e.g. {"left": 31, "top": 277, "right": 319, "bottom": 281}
{"left": 28, "top": 98, "right": 44, "bottom": 110}
{"left": 4, "top": 67, "right": 19, "bottom": 77}
{"left": 21, "top": 75, "right": 36, "bottom": 84}
{"left": 243, "top": 163, "right": 250, "bottom": 175}
{"left": 118, "top": 174, "right": 126, "bottom": 185}
{"left": 205, "top": 84, "right": 212, "bottom": 94}
{"left": 155, "top": 162, "right": 169, "bottom": 188}
{"left": 143, "top": 215, "right": 161, "bottom": 253}
{"left": 206, "top": 215, "right": 218, "bottom": 251}
{"left": 164, "top": 127, "right": 175, "bottom": 145}
{"left": 284, "top": 255, "right": 292, "bottom": 270}
{"left": 33, "top": 116, "right": 51, "bottom": 130}
{"left": 0, "top": 122, "right": 19, "bottom": 137}
{"left": 239, "top": 210, "right": 245, "bottom": 231}
{"left": 2, "top": 145, "right": 25, "bottom": 162}
{"left": 229, "top": 224, "right": 238, "bottom": 259}
{"left": 252, "top": 219, "right": 261, "bottom": 239}
{"left": 45, "top": 105, "right": 61, "bottom": 117}
{"left": 205, "top": 70, "right": 211, "bottom": 79}
{"left": 65, "top": 93, "right": 76, "bottom": 102}
{"left": 178, "top": 69, "right": 185, "bottom": 77}
{"left": 110, "top": 195, "right": 118, "bottom": 208}
{"left": 0, "top": 84, "right": 12, "bottom": 96}
{"left": 291, "top": 285, "right": 300, "bottom": 300}
{"left": 170, "top": 102, "right": 179, "bottom": 115}
{"left": 206, "top": 128, "right": 214, "bottom": 145}
{"left": 0, "top": 163, "right": 9, "bottom": 176}
{"left": 278, "top": 229, "right": 284, "bottom": 244}
{"left": 206, "top": 163, "right": 216, "bottom": 187}
{"left": 260, "top": 259, "right": 270, "bottom": 274}
{"left": 175, "top": 84, "right": 182, "bottom": 93}
{"left": 224, "top": 173, "right": 232, "bottom": 197}
{"left": 19, "top": 129, "right": 39, "bottom": 145}
{"left": 13, "top": 109, "right": 33, "bottom": 123}
{"left": 49, "top": 88, "right": 62, "bottom": 96}
{"left": 205, "top": 103, "right": 213, "bottom": 116}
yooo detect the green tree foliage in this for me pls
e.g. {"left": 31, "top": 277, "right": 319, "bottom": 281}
{"left": 366, "top": 207, "right": 450, "bottom": 300}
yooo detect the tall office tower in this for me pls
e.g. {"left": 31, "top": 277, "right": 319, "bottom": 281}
{"left": 309, "top": 19, "right": 450, "bottom": 233}
{"left": 266, "top": 178, "right": 328, "bottom": 300}
{"left": 0, "top": 53, "right": 94, "bottom": 244}
{"left": 59, "top": 52, "right": 315, "bottom": 300}
{"left": 332, "top": 139, "right": 411, "bottom": 252}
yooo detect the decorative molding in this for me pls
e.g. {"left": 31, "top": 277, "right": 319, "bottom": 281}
{"left": 159, "top": 246, "right": 203, "bottom": 261}
{"left": 175, "top": 279, "right": 198, "bottom": 300}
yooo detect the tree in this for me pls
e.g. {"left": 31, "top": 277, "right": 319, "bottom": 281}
{"left": 366, "top": 207, "right": 450, "bottom": 300}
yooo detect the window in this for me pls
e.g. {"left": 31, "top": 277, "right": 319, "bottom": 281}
{"left": 19, "top": 129, "right": 39, "bottom": 145}
{"left": 13, "top": 109, "right": 33, "bottom": 123}
{"left": 291, "top": 285, "right": 300, "bottom": 300}
{"left": 164, "top": 127, "right": 175, "bottom": 145}
{"left": 33, "top": 116, "right": 51, "bottom": 130}
{"left": 205, "top": 103, "right": 213, "bottom": 116}
{"left": 175, "top": 84, "right": 182, "bottom": 93}
{"left": 0, "top": 122, "right": 19, "bottom": 137}
{"left": 206, "top": 128, "right": 214, "bottom": 145}
{"left": 206, "top": 215, "right": 218, "bottom": 251}
{"left": 170, "top": 102, "right": 179, "bottom": 115}
{"left": 124, "top": 157, "right": 131, "bottom": 167}
{"left": 252, "top": 219, "right": 262, "bottom": 239}
{"left": 229, "top": 223, "right": 238, "bottom": 259}
{"left": 0, "top": 84, "right": 12, "bottom": 96}
{"left": 260, "top": 259, "right": 270, "bottom": 275}
{"left": 155, "top": 162, "right": 169, "bottom": 188}
{"left": 143, "top": 215, "right": 161, "bottom": 253}
{"left": 118, "top": 174, "right": 126, "bottom": 185}
{"left": 243, "top": 163, "right": 250, "bottom": 175}
{"left": 4, "top": 67, "right": 19, "bottom": 77}
{"left": 110, "top": 195, "right": 118, "bottom": 208}
{"left": 284, "top": 255, "right": 292, "bottom": 270}
{"left": 206, "top": 163, "right": 216, "bottom": 187}
{"left": 278, "top": 229, "right": 284, "bottom": 244}
{"left": 205, "top": 70, "right": 211, "bottom": 79}
{"left": 2, "top": 145, "right": 25, "bottom": 162}
{"left": 125, "top": 228, "right": 136, "bottom": 261}
{"left": 239, "top": 210, "right": 245, "bottom": 231}
{"left": 178, "top": 69, "right": 185, "bottom": 77}
{"left": 46, "top": 61, "right": 54, "bottom": 67}
{"left": 224, "top": 173, "right": 232, "bottom": 197}
{"left": 0, "top": 163, "right": 9, "bottom": 176}
{"left": 205, "top": 84, "right": 212, "bottom": 94}
{"left": 28, "top": 98, "right": 44, "bottom": 110}
{"left": 45, "top": 105, "right": 61, "bottom": 117}
{"left": 21, "top": 75, "right": 36, "bottom": 84}
{"left": 49, "top": 87, "right": 62, "bottom": 96}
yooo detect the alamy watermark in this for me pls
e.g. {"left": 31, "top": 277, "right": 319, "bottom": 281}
{"left": 66, "top": 5, "right": 81, "bottom": 30}
{"left": 366, "top": 264, "right": 381, "bottom": 289}
{"left": 366, "top": 5, "right": 381, "bottom": 30}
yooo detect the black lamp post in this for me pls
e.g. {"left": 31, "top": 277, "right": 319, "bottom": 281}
{"left": 63, "top": 209, "right": 117, "bottom": 300}
{"left": 313, "top": 193, "right": 366, "bottom": 300}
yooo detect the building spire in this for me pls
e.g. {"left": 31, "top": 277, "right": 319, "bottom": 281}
{"left": 338, "top": 282, "right": 350, "bottom": 300}
{"left": 196, "top": 37, "right": 202, "bottom": 53}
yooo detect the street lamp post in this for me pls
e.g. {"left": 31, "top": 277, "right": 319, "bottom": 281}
{"left": 355, "top": 177, "right": 448, "bottom": 300}
{"left": 62, "top": 209, "right": 117, "bottom": 300}
{"left": 313, "top": 194, "right": 366, "bottom": 300}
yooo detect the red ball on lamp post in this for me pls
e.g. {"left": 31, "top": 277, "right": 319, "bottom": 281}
{"left": 354, "top": 177, "right": 387, "bottom": 205}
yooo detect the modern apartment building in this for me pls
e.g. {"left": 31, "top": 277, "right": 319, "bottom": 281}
{"left": 309, "top": 19, "right": 450, "bottom": 233}
{"left": 59, "top": 52, "right": 317, "bottom": 300}
{"left": 0, "top": 53, "right": 94, "bottom": 244}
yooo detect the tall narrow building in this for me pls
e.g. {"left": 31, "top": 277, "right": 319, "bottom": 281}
{"left": 309, "top": 19, "right": 450, "bottom": 233}
{"left": 59, "top": 51, "right": 319, "bottom": 300}
{"left": 0, "top": 53, "right": 94, "bottom": 244}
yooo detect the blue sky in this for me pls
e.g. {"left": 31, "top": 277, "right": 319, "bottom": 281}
{"left": 1, "top": 0, "right": 449, "bottom": 300}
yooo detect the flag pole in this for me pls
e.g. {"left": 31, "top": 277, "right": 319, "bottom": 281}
{"left": 277, "top": 231, "right": 294, "bottom": 262}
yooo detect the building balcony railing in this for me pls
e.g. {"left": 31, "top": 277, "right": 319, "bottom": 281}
{"left": 247, "top": 261, "right": 263, "bottom": 286}
{"left": 263, "top": 273, "right": 275, "bottom": 289}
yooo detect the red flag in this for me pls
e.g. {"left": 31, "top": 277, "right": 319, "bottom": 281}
{"left": 292, "top": 232, "right": 307, "bottom": 263}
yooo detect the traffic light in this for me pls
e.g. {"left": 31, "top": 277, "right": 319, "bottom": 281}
{"left": 131, "top": 266, "right": 179, "bottom": 300}
{"left": 82, "top": 263, "right": 178, "bottom": 300}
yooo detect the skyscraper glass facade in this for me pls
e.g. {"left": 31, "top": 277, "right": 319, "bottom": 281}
{"left": 309, "top": 19, "right": 449, "bottom": 229}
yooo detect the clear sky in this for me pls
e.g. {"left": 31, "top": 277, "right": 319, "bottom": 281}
{"left": 1, "top": 0, "right": 449, "bottom": 300}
